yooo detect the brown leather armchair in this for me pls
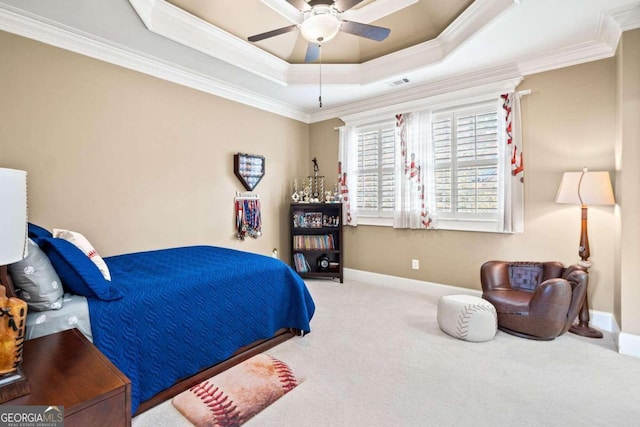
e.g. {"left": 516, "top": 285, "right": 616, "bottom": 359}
{"left": 480, "top": 261, "right": 588, "bottom": 340}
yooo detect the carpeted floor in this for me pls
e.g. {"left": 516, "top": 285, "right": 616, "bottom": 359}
{"left": 133, "top": 278, "right": 640, "bottom": 427}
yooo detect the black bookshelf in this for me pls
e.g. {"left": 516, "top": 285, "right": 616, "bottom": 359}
{"left": 290, "top": 203, "right": 343, "bottom": 283}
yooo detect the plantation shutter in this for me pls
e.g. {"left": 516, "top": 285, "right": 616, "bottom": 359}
{"left": 433, "top": 116, "right": 453, "bottom": 214}
{"left": 432, "top": 105, "right": 499, "bottom": 219}
{"left": 356, "top": 123, "right": 395, "bottom": 216}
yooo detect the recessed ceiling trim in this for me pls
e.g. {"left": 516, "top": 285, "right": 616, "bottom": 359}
{"left": 260, "top": 0, "right": 303, "bottom": 25}
{"left": 339, "top": 73, "right": 523, "bottom": 125}
{"left": 518, "top": 40, "right": 618, "bottom": 77}
{"left": 130, "top": 0, "right": 291, "bottom": 85}
{"left": 341, "top": 0, "right": 419, "bottom": 24}
{"left": 356, "top": 38, "right": 444, "bottom": 85}
{"left": 312, "top": 64, "right": 523, "bottom": 123}
{"left": 439, "top": 0, "right": 514, "bottom": 57}
{"left": 288, "top": 63, "right": 361, "bottom": 84}
{"left": 607, "top": 1, "right": 640, "bottom": 31}
{"left": 128, "top": 0, "right": 514, "bottom": 86}
{"left": 518, "top": 13, "right": 623, "bottom": 77}
{"left": 342, "top": 0, "right": 515, "bottom": 86}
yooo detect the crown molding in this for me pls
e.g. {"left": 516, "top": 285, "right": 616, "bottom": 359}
{"left": 0, "top": 3, "right": 310, "bottom": 123}
{"left": 1, "top": 1, "right": 637, "bottom": 125}
{"left": 311, "top": 64, "right": 523, "bottom": 123}
{"left": 260, "top": 0, "right": 303, "bottom": 25}
{"left": 438, "top": 0, "right": 514, "bottom": 57}
{"left": 341, "top": 0, "right": 419, "bottom": 23}
{"left": 518, "top": 40, "right": 618, "bottom": 77}
{"left": 130, "top": 0, "right": 290, "bottom": 85}
{"left": 519, "top": 2, "right": 640, "bottom": 77}
{"left": 608, "top": 0, "right": 640, "bottom": 31}
{"left": 128, "top": 0, "right": 514, "bottom": 86}
{"left": 518, "top": 6, "right": 628, "bottom": 77}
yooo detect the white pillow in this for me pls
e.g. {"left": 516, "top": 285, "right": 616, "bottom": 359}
{"left": 52, "top": 229, "right": 111, "bottom": 281}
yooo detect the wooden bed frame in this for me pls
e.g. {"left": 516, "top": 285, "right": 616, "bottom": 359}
{"left": 1, "top": 265, "right": 300, "bottom": 416}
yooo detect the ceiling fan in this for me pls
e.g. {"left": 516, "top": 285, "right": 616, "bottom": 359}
{"left": 248, "top": 0, "right": 391, "bottom": 63}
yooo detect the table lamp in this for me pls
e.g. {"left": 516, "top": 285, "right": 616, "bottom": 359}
{"left": 0, "top": 167, "right": 30, "bottom": 401}
{"left": 555, "top": 168, "right": 615, "bottom": 338}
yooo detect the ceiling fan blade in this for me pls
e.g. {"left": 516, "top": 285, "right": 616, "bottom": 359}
{"left": 333, "top": 0, "right": 366, "bottom": 13}
{"left": 287, "top": 0, "right": 312, "bottom": 11}
{"left": 305, "top": 42, "right": 320, "bottom": 63}
{"left": 340, "top": 20, "right": 390, "bottom": 41}
{"left": 248, "top": 24, "right": 299, "bottom": 42}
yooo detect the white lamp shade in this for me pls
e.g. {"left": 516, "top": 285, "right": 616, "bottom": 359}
{"left": 556, "top": 170, "right": 615, "bottom": 206}
{"left": 0, "top": 168, "right": 28, "bottom": 265}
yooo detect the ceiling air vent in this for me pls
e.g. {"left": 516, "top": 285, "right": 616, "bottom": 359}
{"left": 387, "top": 77, "right": 410, "bottom": 87}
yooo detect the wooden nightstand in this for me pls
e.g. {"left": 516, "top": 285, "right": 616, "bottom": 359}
{"left": 3, "top": 328, "right": 131, "bottom": 427}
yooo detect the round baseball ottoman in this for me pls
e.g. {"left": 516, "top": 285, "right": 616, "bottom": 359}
{"left": 437, "top": 294, "right": 497, "bottom": 342}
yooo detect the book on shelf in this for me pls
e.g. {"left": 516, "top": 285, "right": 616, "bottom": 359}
{"left": 293, "top": 235, "right": 335, "bottom": 250}
{"left": 293, "top": 253, "right": 311, "bottom": 273}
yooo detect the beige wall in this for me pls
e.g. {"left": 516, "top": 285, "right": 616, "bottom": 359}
{"left": 0, "top": 31, "right": 309, "bottom": 259}
{"left": 1, "top": 26, "right": 635, "bottom": 327}
{"left": 312, "top": 59, "right": 619, "bottom": 314}
{"left": 617, "top": 29, "right": 640, "bottom": 335}
{"left": 309, "top": 118, "right": 343, "bottom": 188}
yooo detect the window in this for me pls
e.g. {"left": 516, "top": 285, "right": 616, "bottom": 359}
{"left": 342, "top": 92, "right": 520, "bottom": 233}
{"left": 432, "top": 104, "right": 500, "bottom": 223}
{"left": 355, "top": 121, "right": 395, "bottom": 218}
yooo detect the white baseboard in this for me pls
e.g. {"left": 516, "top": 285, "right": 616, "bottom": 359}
{"left": 344, "top": 268, "right": 640, "bottom": 359}
{"left": 344, "top": 268, "right": 482, "bottom": 298}
{"left": 619, "top": 332, "right": 640, "bottom": 358}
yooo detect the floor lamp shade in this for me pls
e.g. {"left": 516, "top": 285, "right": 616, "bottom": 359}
{"left": 555, "top": 170, "right": 615, "bottom": 206}
{"left": 0, "top": 168, "right": 28, "bottom": 265}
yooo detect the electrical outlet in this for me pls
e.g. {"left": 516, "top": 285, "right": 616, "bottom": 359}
{"left": 412, "top": 259, "right": 419, "bottom": 270}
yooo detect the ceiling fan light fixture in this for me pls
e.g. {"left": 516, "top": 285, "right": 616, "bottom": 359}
{"left": 300, "top": 6, "right": 341, "bottom": 43}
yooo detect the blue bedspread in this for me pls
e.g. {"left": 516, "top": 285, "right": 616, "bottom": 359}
{"left": 88, "top": 246, "right": 315, "bottom": 414}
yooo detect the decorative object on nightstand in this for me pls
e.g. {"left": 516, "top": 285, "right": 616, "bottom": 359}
{"left": 556, "top": 168, "right": 615, "bottom": 338}
{"left": 234, "top": 153, "right": 265, "bottom": 191}
{"left": 0, "top": 167, "right": 30, "bottom": 403}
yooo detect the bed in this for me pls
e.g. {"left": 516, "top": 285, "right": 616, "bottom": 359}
{"left": 6, "top": 225, "right": 315, "bottom": 416}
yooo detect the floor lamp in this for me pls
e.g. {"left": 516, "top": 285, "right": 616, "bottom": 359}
{"left": 555, "top": 168, "right": 615, "bottom": 338}
{"left": 0, "top": 167, "right": 30, "bottom": 402}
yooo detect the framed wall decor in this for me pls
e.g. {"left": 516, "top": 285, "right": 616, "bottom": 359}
{"left": 234, "top": 153, "right": 265, "bottom": 191}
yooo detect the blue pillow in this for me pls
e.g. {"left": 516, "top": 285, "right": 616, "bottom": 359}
{"left": 35, "top": 237, "right": 122, "bottom": 301}
{"left": 28, "top": 223, "right": 52, "bottom": 239}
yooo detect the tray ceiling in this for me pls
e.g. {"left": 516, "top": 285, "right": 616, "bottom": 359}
{"left": 166, "top": 0, "right": 473, "bottom": 64}
{"left": 0, "top": 0, "right": 638, "bottom": 122}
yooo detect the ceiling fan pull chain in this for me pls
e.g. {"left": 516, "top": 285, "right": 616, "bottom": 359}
{"left": 319, "top": 44, "right": 323, "bottom": 108}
